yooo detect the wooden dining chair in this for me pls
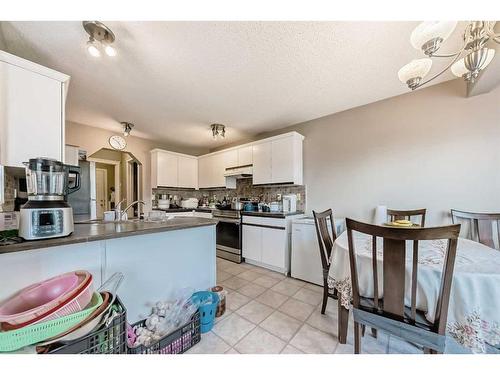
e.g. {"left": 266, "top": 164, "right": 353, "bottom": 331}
{"left": 387, "top": 208, "right": 427, "bottom": 227}
{"left": 451, "top": 209, "right": 500, "bottom": 250}
{"left": 345, "top": 218, "right": 461, "bottom": 354}
{"left": 312, "top": 209, "right": 338, "bottom": 314}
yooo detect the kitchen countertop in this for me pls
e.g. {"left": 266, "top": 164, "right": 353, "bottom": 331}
{"left": 153, "top": 207, "right": 215, "bottom": 213}
{"left": 241, "top": 211, "right": 305, "bottom": 218}
{"left": 0, "top": 217, "right": 218, "bottom": 255}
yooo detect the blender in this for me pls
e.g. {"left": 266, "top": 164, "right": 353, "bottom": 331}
{"left": 19, "top": 158, "right": 81, "bottom": 240}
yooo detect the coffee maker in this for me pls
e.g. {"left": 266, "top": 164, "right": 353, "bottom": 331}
{"left": 19, "top": 158, "right": 80, "bottom": 240}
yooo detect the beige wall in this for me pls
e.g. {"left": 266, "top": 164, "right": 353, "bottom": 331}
{"left": 66, "top": 121, "right": 210, "bottom": 211}
{"left": 215, "top": 79, "right": 500, "bottom": 225}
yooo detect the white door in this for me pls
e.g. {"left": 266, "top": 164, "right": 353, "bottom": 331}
{"left": 0, "top": 62, "right": 63, "bottom": 167}
{"left": 178, "top": 156, "right": 197, "bottom": 188}
{"left": 252, "top": 142, "right": 272, "bottom": 185}
{"left": 157, "top": 152, "right": 178, "bottom": 187}
{"left": 242, "top": 225, "right": 262, "bottom": 262}
{"left": 271, "top": 137, "right": 294, "bottom": 183}
{"left": 95, "top": 168, "right": 108, "bottom": 219}
{"left": 261, "top": 227, "right": 286, "bottom": 269}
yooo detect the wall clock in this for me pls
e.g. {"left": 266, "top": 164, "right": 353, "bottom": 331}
{"left": 109, "top": 135, "right": 126, "bottom": 150}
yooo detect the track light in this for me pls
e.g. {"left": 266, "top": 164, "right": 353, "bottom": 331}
{"left": 121, "top": 122, "right": 134, "bottom": 137}
{"left": 83, "top": 21, "right": 117, "bottom": 58}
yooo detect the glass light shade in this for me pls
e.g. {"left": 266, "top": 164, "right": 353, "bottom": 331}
{"left": 398, "top": 58, "right": 433, "bottom": 83}
{"left": 86, "top": 40, "right": 101, "bottom": 57}
{"left": 104, "top": 44, "right": 117, "bottom": 57}
{"left": 410, "top": 21, "right": 458, "bottom": 50}
{"left": 451, "top": 58, "right": 468, "bottom": 77}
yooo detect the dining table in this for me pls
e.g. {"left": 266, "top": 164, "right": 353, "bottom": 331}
{"left": 327, "top": 229, "right": 500, "bottom": 353}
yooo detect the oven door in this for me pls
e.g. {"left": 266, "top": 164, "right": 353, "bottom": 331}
{"left": 216, "top": 218, "right": 241, "bottom": 254}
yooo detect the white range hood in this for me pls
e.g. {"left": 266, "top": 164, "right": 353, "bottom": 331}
{"left": 223, "top": 166, "right": 253, "bottom": 179}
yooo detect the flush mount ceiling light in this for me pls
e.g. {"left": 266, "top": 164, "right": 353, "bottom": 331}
{"left": 399, "top": 21, "right": 500, "bottom": 90}
{"left": 83, "top": 21, "right": 117, "bottom": 57}
{"left": 211, "top": 124, "right": 226, "bottom": 140}
{"left": 121, "top": 122, "right": 134, "bottom": 137}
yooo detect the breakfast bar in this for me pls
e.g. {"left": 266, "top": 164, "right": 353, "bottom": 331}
{"left": 0, "top": 217, "right": 218, "bottom": 322}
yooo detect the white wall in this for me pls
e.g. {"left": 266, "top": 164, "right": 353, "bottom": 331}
{"left": 233, "top": 80, "right": 500, "bottom": 225}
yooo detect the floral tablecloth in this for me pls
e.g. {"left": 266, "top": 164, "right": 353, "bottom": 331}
{"left": 327, "top": 231, "right": 500, "bottom": 353}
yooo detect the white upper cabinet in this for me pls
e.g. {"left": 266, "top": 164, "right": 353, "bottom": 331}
{"left": 0, "top": 51, "right": 70, "bottom": 167}
{"left": 237, "top": 146, "right": 253, "bottom": 166}
{"left": 151, "top": 149, "right": 197, "bottom": 189}
{"left": 252, "top": 142, "right": 272, "bottom": 185}
{"left": 197, "top": 155, "right": 212, "bottom": 189}
{"left": 178, "top": 156, "right": 198, "bottom": 189}
{"left": 65, "top": 145, "right": 80, "bottom": 166}
{"left": 253, "top": 132, "right": 304, "bottom": 185}
{"left": 223, "top": 149, "right": 238, "bottom": 170}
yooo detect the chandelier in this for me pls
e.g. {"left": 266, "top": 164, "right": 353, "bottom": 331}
{"left": 398, "top": 21, "right": 499, "bottom": 90}
{"left": 211, "top": 124, "right": 226, "bottom": 139}
{"left": 121, "top": 122, "right": 134, "bottom": 137}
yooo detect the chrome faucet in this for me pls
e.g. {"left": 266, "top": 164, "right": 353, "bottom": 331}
{"left": 114, "top": 199, "right": 127, "bottom": 221}
{"left": 118, "top": 200, "right": 145, "bottom": 221}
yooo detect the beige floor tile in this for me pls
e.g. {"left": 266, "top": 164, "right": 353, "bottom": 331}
{"left": 306, "top": 309, "right": 338, "bottom": 335}
{"left": 271, "top": 280, "right": 302, "bottom": 296}
{"left": 217, "top": 270, "right": 232, "bottom": 283}
{"left": 225, "top": 264, "right": 247, "bottom": 275}
{"left": 222, "top": 276, "right": 248, "bottom": 290}
{"left": 238, "top": 270, "right": 261, "bottom": 282}
{"left": 290, "top": 324, "right": 338, "bottom": 354}
{"left": 212, "top": 314, "right": 256, "bottom": 346}
{"left": 253, "top": 275, "right": 280, "bottom": 288}
{"left": 292, "top": 287, "right": 323, "bottom": 306}
{"left": 234, "top": 327, "right": 286, "bottom": 354}
{"left": 265, "top": 271, "right": 287, "bottom": 280}
{"left": 284, "top": 277, "right": 306, "bottom": 287}
{"left": 281, "top": 344, "right": 305, "bottom": 354}
{"left": 225, "top": 348, "right": 239, "bottom": 354}
{"left": 226, "top": 291, "right": 251, "bottom": 311}
{"left": 260, "top": 310, "right": 302, "bottom": 341}
{"left": 278, "top": 298, "right": 316, "bottom": 321}
{"left": 334, "top": 343, "right": 354, "bottom": 354}
{"left": 237, "top": 283, "right": 267, "bottom": 299}
{"left": 255, "top": 289, "right": 289, "bottom": 309}
{"left": 215, "top": 310, "right": 232, "bottom": 324}
{"left": 236, "top": 300, "right": 274, "bottom": 324}
{"left": 217, "top": 260, "right": 235, "bottom": 271}
{"left": 187, "top": 331, "right": 230, "bottom": 354}
{"left": 303, "top": 283, "right": 323, "bottom": 293}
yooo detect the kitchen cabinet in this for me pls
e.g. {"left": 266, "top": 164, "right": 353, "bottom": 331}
{"left": 252, "top": 142, "right": 272, "bottom": 185}
{"left": 178, "top": 156, "right": 197, "bottom": 188}
{"left": 252, "top": 133, "right": 303, "bottom": 185}
{"left": 151, "top": 149, "right": 197, "bottom": 189}
{"left": 238, "top": 146, "right": 253, "bottom": 166}
{"left": 223, "top": 149, "right": 238, "bottom": 169}
{"left": 0, "top": 51, "right": 70, "bottom": 167}
{"left": 198, "top": 152, "right": 227, "bottom": 188}
{"left": 241, "top": 214, "right": 303, "bottom": 273}
{"left": 198, "top": 155, "right": 212, "bottom": 189}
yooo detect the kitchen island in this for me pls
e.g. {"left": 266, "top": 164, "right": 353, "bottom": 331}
{"left": 0, "top": 217, "right": 218, "bottom": 321}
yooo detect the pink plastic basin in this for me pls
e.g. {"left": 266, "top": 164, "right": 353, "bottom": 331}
{"left": 0, "top": 272, "right": 79, "bottom": 323}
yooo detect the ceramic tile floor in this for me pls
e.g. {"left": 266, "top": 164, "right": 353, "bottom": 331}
{"left": 187, "top": 258, "right": 422, "bottom": 354}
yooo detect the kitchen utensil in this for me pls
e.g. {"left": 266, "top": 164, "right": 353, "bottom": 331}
{"left": 269, "top": 202, "right": 281, "bottom": 212}
{"left": 0, "top": 292, "right": 102, "bottom": 352}
{"left": 180, "top": 198, "right": 198, "bottom": 209}
{"left": 96, "top": 272, "right": 124, "bottom": 325}
{"left": 103, "top": 211, "right": 115, "bottom": 221}
{"left": 282, "top": 194, "right": 297, "bottom": 213}
{"left": 36, "top": 291, "right": 110, "bottom": 346}
{"left": 0, "top": 270, "right": 91, "bottom": 328}
{"left": 19, "top": 158, "right": 81, "bottom": 240}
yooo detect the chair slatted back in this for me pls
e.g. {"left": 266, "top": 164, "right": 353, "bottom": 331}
{"left": 346, "top": 218, "right": 460, "bottom": 334}
{"left": 451, "top": 209, "right": 500, "bottom": 249}
{"left": 313, "top": 209, "right": 337, "bottom": 271}
{"left": 387, "top": 208, "right": 427, "bottom": 227}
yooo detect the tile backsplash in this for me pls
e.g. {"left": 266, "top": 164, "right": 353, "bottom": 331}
{"left": 0, "top": 173, "right": 16, "bottom": 212}
{"left": 153, "top": 178, "right": 306, "bottom": 211}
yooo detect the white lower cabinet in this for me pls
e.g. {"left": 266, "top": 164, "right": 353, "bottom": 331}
{"left": 242, "top": 215, "right": 301, "bottom": 273}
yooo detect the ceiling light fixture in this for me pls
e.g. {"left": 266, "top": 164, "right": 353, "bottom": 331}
{"left": 399, "top": 21, "right": 500, "bottom": 90}
{"left": 121, "top": 122, "right": 134, "bottom": 137}
{"left": 211, "top": 124, "right": 226, "bottom": 140}
{"left": 83, "top": 21, "right": 117, "bottom": 58}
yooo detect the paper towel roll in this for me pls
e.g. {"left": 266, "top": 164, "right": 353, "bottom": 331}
{"left": 374, "top": 205, "right": 387, "bottom": 225}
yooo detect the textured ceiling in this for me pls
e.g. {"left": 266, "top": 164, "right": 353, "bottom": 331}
{"left": 0, "top": 21, "right": 466, "bottom": 152}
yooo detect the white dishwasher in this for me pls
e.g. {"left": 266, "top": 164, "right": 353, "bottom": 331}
{"left": 291, "top": 217, "right": 345, "bottom": 286}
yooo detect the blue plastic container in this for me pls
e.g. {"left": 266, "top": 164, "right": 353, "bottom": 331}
{"left": 191, "top": 291, "right": 219, "bottom": 333}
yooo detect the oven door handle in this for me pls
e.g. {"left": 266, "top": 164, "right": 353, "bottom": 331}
{"left": 215, "top": 218, "right": 241, "bottom": 224}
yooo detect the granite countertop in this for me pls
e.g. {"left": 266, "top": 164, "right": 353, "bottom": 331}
{"left": 241, "top": 211, "right": 305, "bottom": 218}
{"left": 153, "top": 207, "right": 215, "bottom": 213}
{"left": 0, "top": 217, "right": 218, "bottom": 255}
